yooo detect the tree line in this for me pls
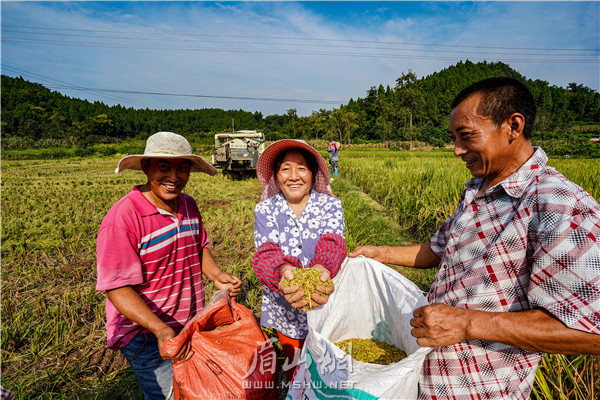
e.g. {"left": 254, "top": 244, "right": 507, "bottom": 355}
{"left": 2, "top": 60, "right": 599, "bottom": 154}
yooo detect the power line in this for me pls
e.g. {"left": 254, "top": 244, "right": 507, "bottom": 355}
{"left": 2, "top": 27, "right": 597, "bottom": 57}
{"left": 1, "top": 64, "right": 345, "bottom": 105}
{"left": 41, "top": 85, "right": 345, "bottom": 104}
{"left": 1, "top": 65, "right": 159, "bottom": 108}
{"left": 2, "top": 37, "right": 596, "bottom": 64}
{"left": 3, "top": 24, "right": 597, "bottom": 52}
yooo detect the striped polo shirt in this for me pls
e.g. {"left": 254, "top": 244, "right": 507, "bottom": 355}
{"left": 96, "top": 186, "right": 210, "bottom": 350}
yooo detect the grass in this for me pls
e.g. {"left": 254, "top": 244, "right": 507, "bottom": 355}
{"left": 1, "top": 150, "right": 598, "bottom": 399}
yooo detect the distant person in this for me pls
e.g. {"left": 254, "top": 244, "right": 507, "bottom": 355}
{"left": 96, "top": 131, "right": 242, "bottom": 400}
{"left": 350, "top": 77, "right": 600, "bottom": 399}
{"left": 252, "top": 139, "right": 346, "bottom": 382}
{"left": 327, "top": 141, "right": 340, "bottom": 177}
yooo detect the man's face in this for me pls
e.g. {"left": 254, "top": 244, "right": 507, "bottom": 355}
{"left": 142, "top": 158, "right": 191, "bottom": 208}
{"left": 449, "top": 93, "right": 514, "bottom": 185}
{"left": 276, "top": 150, "right": 313, "bottom": 205}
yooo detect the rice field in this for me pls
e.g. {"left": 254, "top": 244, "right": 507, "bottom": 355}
{"left": 342, "top": 148, "right": 600, "bottom": 243}
{"left": 1, "top": 149, "right": 598, "bottom": 399}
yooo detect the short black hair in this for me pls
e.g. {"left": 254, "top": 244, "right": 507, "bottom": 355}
{"left": 273, "top": 148, "right": 319, "bottom": 182}
{"left": 451, "top": 77, "right": 537, "bottom": 139}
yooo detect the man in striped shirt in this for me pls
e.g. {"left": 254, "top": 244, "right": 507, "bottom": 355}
{"left": 350, "top": 78, "right": 599, "bottom": 399}
{"left": 96, "top": 132, "right": 241, "bottom": 400}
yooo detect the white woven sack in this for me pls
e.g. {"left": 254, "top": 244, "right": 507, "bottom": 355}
{"left": 287, "top": 255, "right": 431, "bottom": 400}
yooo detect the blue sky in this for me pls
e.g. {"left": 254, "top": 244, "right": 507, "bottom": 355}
{"left": 1, "top": 1, "right": 598, "bottom": 117}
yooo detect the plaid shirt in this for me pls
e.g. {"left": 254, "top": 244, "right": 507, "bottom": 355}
{"left": 420, "top": 147, "right": 600, "bottom": 400}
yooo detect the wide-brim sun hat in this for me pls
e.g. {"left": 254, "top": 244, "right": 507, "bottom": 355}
{"left": 115, "top": 131, "right": 217, "bottom": 175}
{"left": 257, "top": 139, "right": 333, "bottom": 201}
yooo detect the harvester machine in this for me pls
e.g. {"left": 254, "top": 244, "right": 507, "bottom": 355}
{"left": 211, "top": 130, "right": 265, "bottom": 176}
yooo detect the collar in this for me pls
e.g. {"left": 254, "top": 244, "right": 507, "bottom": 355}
{"left": 271, "top": 189, "right": 318, "bottom": 217}
{"left": 464, "top": 147, "right": 548, "bottom": 199}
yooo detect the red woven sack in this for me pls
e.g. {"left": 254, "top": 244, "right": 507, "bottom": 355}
{"left": 163, "top": 291, "right": 278, "bottom": 400}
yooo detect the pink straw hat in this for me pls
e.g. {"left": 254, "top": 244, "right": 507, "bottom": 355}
{"left": 256, "top": 139, "right": 333, "bottom": 201}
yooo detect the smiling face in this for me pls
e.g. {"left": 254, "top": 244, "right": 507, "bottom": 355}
{"left": 449, "top": 93, "right": 524, "bottom": 190}
{"left": 276, "top": 150, "right": 314, "bottom": 207}
{"left": 141, "top": 158, "right": 191, "bottom": 213}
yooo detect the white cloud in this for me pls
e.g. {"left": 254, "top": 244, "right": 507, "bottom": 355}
{"left": 2, "top": 1, "right": 598, "bottom": 116}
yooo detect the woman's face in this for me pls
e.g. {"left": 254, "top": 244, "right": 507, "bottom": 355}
{"left": 276, "top": 150, "right": 313, "bottom": 205}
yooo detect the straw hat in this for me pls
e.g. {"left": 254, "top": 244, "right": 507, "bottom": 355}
{"left": 256, "top": 139, "right": 333, "bottom": 201}
{"left": 115, "top": 131, "right": 217, "bottom": 175}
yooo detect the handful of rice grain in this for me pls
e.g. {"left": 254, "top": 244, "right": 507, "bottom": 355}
{"left": 282, "top": 268, "right": 332, "bottom": 309}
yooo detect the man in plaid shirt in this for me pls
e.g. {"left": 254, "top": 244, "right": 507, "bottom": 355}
{"left": 350, "top": 77, "right": 600, "bottom": 399}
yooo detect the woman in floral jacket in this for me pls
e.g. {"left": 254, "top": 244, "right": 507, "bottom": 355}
{"left": 252, "top": 139, "right": 347, "bottom": 382}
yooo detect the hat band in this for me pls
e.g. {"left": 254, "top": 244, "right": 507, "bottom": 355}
{"left": 145, "top": 150, "right": 191, "bottom": 156}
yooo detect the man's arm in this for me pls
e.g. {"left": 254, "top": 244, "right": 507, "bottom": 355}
{"left": 411, "top": 303, "right": 600, "bottom": 355}
{"left": 201, "top": 247, "right": 242, "bottom": 296}
{"left": 106, "top": 287, "right": 193, "bottom": 361}
{"left": 349, "top": 243, "right": 440, "bottom": 269}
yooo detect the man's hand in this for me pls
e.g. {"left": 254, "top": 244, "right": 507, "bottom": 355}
{"left": 213, "top": 272, "right": 242, "bottom": 297}
{"left": 156, "top": 325, "right": 194, "bottom": 362}
{"left": 348, "top": 245, "right": 387, "bottom": 263}
{"left": 410, "top": 303, "right": 469, "bottom": 347}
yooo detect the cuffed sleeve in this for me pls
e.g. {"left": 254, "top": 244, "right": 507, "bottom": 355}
{"left": 309, "top": 232, "right": 347, "bottom": 279}
{"left": 252, "top": 241, "right": 303, "bottom": 291}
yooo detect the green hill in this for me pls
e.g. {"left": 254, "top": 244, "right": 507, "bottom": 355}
{"left": 2, "top": 60, "right": 599, "bottom": 154}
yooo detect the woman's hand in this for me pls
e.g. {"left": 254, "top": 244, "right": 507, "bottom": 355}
{"left": 213, "top": 272, "right": 242, "bottom": 297}
{"left": 278, "top": 265, "right": 310, "bottom": 309}
{"left": 278, "top": 265, "right": 335, "bottom": 312}
{"left": 305, "top": 264, "right": 335, "bottom": 311}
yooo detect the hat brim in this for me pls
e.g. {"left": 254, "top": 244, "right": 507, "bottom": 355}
{"left": 115, "top": 153, "right": 217, "bottom": 175}
{"left": 256, "top": 139, "right": 333, "bottom": 201}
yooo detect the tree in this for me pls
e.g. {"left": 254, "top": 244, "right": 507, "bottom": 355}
{"left": 329, "top": 108, "right": 359, "bottom": 144}
{"left": 309, "top": 109, "right": 329, "bottom": 140}
{"left": 286, "top": 108, "right": 299, "bottom": 139}
{"left": 395, "top": 71, "right": 426, "bottom": 136}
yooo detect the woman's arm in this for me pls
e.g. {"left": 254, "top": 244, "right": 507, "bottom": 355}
{"left": 309, "top": 232, "right": 347, "bottom": 277}
{"left": 252, "top": 241, "right": 303, "bottom": 291}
